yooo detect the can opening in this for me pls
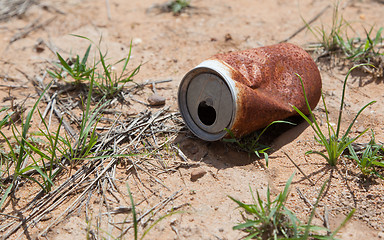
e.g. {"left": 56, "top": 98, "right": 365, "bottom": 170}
{"left": 198, "top": 101, "right": 216, "bottom": 126}
{"left": 178, "top": 65, "right": 235, "bottom": 141}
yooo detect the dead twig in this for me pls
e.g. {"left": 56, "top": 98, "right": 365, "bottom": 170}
{"left": 10, "top": 16, "right": 56, "bottom": 44}
{"left": 280, "top": 5, "right": 330, "bottom": 43}
{"left": 324, "top": 205, "right": 331, "bottom": 235}
{"left": 0, "top": 84, "right": 28, "bottom": 88}
{"left": 296, "top": 187, "right": 324, "bottom": 222}
{"left": 105, "top": 0, "right": 111, "bottom": 20}
{"left": 283, "top": 151, "right": 315, "bottom": 186}
{"left": 118, "top": 188, "right": 183, "bottom": 238}
{"left": 0, "top": 0, "right": 35, "bottom": 22}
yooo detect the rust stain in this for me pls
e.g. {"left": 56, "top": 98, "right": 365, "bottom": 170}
{"left": 214, "top": 43, "right": 322, "bottom": 138}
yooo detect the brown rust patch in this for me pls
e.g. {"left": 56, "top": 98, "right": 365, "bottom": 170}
{"left": 215, "top": 43, "right": 322, "bottom": 138}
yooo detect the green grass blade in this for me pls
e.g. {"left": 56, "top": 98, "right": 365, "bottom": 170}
{"left": 229, "top": 195, "right": 258, "bottom": 215}
{"left": 69, "top": 34, "right": 94, "bottom": 43}
{"left": 243, "top": 232, "right": 259, "bottom": 240}
{"left": 81, "top": 44, "right": 92, "bottom": 66}
{"left": 20, "top": 165, "right": 54, "bottom": 189}
{"left": 306, "top": 150, "right": 330, "bottom": 162}
{"left": 119, "top": 40, "right": 133, "bottom": 80}
{"left": 127, "top": 183, "right": 138, "bottom": 240}
{"left": 303, "top": 179, "right": 328, "bottom": 239}
{"left": 99, "top": 50, "right": 112, "bottom": 83}
{"left": 336, "top": 64, "right": 374, "bottom": 137}
{"left": 232, "top": 220, "right": 258, "bottom": 230}
{"left": 140, "top": 211, "right": 182, "bottom": 240}
{"left": 56, "top": 52, "right": 73, "bottom": 74}
{"left": 374, "top": 27, "right": 383, "bottom": 46}
{"left": 255, "top": 120, "right": 295, "bottom": 143}
{"left": 16, "top": 82, "right": 52, "bottom": 171}
{"left": 0, "top": 183, "right": 13, "bottom": 209}
{"left": 291, "top": 105, "right": 324, "bottom": 142}
{"left": 341, "top": 100, "right": 376, "bottom": 140}
{"left": 372, "top": 161, "right": 384, "bottom": 167}
{"left": 331, "top": 209, "right": 355, "bottom": 237}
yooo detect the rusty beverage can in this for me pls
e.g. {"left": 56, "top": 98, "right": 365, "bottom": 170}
{"left": 178, "top": 43, "right": 322, "bottom": 141}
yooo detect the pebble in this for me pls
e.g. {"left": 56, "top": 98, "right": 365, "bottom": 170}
{"left": 190, "top": 168, "right": 207, "bottom": 182}
{"left": 378, "top": 231, "right": 384, "bottom": 238}
{"left": 132, "top": 38, "right": 142, "bottom": 45}
{"left": 147, "top": 94, "right": 166, "bottom": 106}
{"left": 356, "top": 125, "right": 366, "bottom": 133}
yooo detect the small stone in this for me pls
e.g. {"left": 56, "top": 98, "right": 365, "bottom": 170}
{"left": 356, "top": 125, "right": 366, "bottom": 133}
{"left": 378, "top": 231, "right": 384, "bottom": 238}
{"left": 148, "top": 94, "right": 166, "bottom": 106}
{"left": 132, "top": 38, "right": 142, "bottom": 45}
{"left": 190, "top": 168, "right": 207, "bottom": 182}
{"left": 34, "top": 38, "right": 45, "bottom": 53}
{"left": 224, "top": 33, "right": 232, "bottom": 41}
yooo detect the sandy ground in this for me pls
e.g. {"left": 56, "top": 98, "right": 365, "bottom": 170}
{"left": 1, "top": 0, "right": 384, "bottom": 239}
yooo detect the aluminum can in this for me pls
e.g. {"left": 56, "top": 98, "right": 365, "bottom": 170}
{"left": 178, "top": 43, "right": 322, "bottom": 141}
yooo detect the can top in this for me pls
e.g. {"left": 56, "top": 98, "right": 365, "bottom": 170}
{"left": 178, "top": 62, "right": 236, "bottom": 141}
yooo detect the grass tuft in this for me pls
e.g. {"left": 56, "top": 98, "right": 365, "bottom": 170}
{"left": 304, "top": 1, "right": 384, "bottom": 76}
{"left": 224, "top": 121, "right": 295, "bottom": 167}
{"left": 48, "top": 36, "right": 141, "bottom": 99}
{"left": 346, "top": 130, "right": 384, "bottom": 179}
{"left": 292, "top": 64, "right": 376, "bottom": 166}
{"left": 167, "top": 0, "right": 190, "bottom": 14}
{"left": 230, "top": 174, "right": 354, "bottom": 239}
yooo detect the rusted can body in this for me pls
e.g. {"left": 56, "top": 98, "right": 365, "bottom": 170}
{"left": 178, "top": 43, "right": 322, "bottom": 141}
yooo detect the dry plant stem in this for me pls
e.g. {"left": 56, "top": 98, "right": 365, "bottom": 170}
{"left": 38, "top": 158, "right": 117, "bottom": 237}
{"left": 1, "top": 104, "right": 181, "bottom": 238}
{"left": 37, "top": 2, "right": 65, "bottom": 15}
{"left": 10, "top": 16, "right": 56, "bottom": 43}
{"left": 336, "top": 168, "right": 357, "bottom": 207}
{"left": 2, "top": 160, "right": 101, "bottom": 239}
{"left": 126, "top": 93, "right": 149, "bottom": 106}
{"left": 324, "top": 205, "right": 331, "bottom": 235}
{"left": 38, "top": 110, "right": 178, "bottom": 236}
{"left": 0, "top": 84, "right": 28, "bottom": 88}
{"left": 35, "top": 77, "right": 77, "bottom": 137}
{"left": 280, "top": 4, "right": 330, "bottom": 43}
{"left": 117, "top": 188, "right": 183, "bottom": 238}
{"left": 128, "top": 79, "right": 172, "bottom": 92}
{"left": 0, "top": 74, "right": 22, "bottom": 82}
{"left": 283, "top": 151, "right": 315, "bottom": 186}
{"left": 296, "top": 187, "right": 324, "bottom": 222}
{"left": 172, "top": 146, "right": 189, "bottom": 163}
{"left": 100, "top": 177, "right": 113, "bottom": 236}
{"left": 105, "top": 0, "right": 111, "bottom": 20}
{"left": 32, "top": 72, "right": 77, "bottom": 136}
{"left": 0, "top": 0, "right": 34, "bottom": 21}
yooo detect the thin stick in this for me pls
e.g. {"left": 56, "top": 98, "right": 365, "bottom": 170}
{"left": 38, "top": 158, "right": 118, "bottom": 237}
{"left": 0, "top": 74, "right": 21, "bottom": 82}
{"left": 172, "top": 146, "right": 189, "bottom": 163}
{"left": 0, "top": 213, "right": 20, "bottom": 219}
{"left": 139, "top": 79, "right": 172, "bottom": 88}
{"left": 10, "top": 16, "right": 56, "bottom": 43}
{"left": 296, "top": 187, "right": 324, "bottom": 222}
{"left": 0, "top": 84, "right": 28, "bottom": 88}
{"left": 105, "top": 0, "right": 111, "bottom": 20}
{"left": 324, "top": 205, "right": 331, "bottom": 235}
{"left": 283, "top": 151, "right": 315, "bottom": 186}
{"left": 280, "top": 5, "right": 330, "bottom": 43}
{"left": 118, "top": 188, "right": 183, "bottom": 238}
